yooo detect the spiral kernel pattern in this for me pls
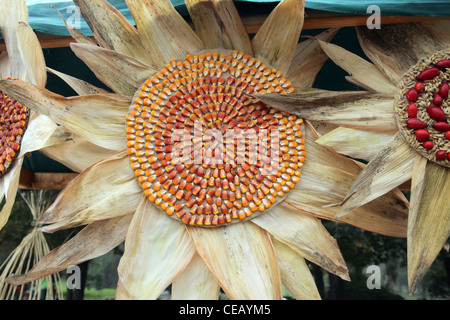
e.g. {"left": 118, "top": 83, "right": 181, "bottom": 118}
{"left": 126, "top": 50, "right": 306, "bottom": 226}
{"left": 0, "top": 78, "right": 28, "bottom": 177}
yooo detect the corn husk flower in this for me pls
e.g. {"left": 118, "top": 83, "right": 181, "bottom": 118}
{"left": 0, "top": 191, "right": 63, "bottom": 300}
{"left": 0, "top": 1, "right": 116, "bottom": 233}
{"left": 1, "top": 0, "right": 410, "bottom": 300}
{"left": 254, "top": 21, "right": 450, "bottom": 294}
{"left": 0, "top": 1, "right": 64, "bottom": 231}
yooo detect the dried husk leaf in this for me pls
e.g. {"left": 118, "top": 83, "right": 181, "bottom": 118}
{"left": 286, "top": 28, "right": 339, "bottom": 88}
{"left": 186, "top": 0, "right": 253, "bottom": 55}
{"left": 185, "top": 0, "right": 222, "bottom": 50}
{"left": 338, "top": 132, "right": 415, "bottom": 218}
{"left": 42, "top": 137, "right": 115, "bottom": 173}
{"left": 253, "top": 89, "right": 397, "bottom": 133}
{"left": 47, "top": 67, "right": 109, "bottom": 96}
{"left": 52, "top": 5, "right": 95, "bottom": 46}
{"left": 20, "top": 112, "right": 112, "bottom": 172}
{"left": 19, "top": 114, "right": 64, "bottom": 156}
{"left": 283, "top": 122, "right": 408, "bottom": 238}
{"left": 73, "top": 0, "right": 151, "bottom": 65}
{"left": 408, "top": 155, "right": 450, "bottom": 294}
{"left": 171, "top": 253, "right": 220, "bottom": 300}
{"left": 125, "top": 0, "right": 204, "bottom": 68}
{"left": 71, "top": 43, "right": 156, "bottom": 96}
{"left": 253, "top": 205, "right": 349, "bottom": 281}
{"left": 307, "top": 120, "right": 337, "bottom": 136}
{"left": 420, "top": 20, "right": 450, "bottom": 47}
{"left": 188, "top": 222, "right": 282, "bottom": 300}
{"left": 6, "top": 214, "right": 132, "bottom": 286}
{"left": 272, "top": 238, "right": 321, "bottom": 300}
{"left": 252, "top": 0, "right": 305, "bottom": 74}
{"left": 356, "top": 22, "right": 450, "bottom": 85}
{"left": 318, "top": 40, "right": 397, "bottom": 95}
{"left": 0, "top": 52, "right": 11, "bottom": 79}
{"left": 0, "top": 80, "right": 129, "bottom": 151}
{"left": 316, "top": 127, "right": 395, "bottom": 161}
{"left": 16, "top": 21, "right": 46, "bottom": 87}
{"left": 0, "top": 0, "right": 28, "bottom": 80}
{"left": 0, "top": 158, "right": 23, "bottom": 231}
{"left": 39, "top": 150, "right": 141, "bottom": 232}
{"left": 116, "top": 196, "right": 195, "bottom": 300}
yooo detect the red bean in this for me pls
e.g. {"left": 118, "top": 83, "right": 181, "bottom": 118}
{"left": 417, "top": 67, "right": 440, "bottom": 81}
{"left": 446, "top": 131, "right": 450, "bottom": 140}
{"left": 427, "top": 106, "right": 446, "bottom": 121}
{"left": 423, "top": 141, "right": 434, "bottom": 150}
{"left": 433, "top": 93, "right": 443, "bottom": 106}
{"left": 414, "top": 82, "right": 425, "bottom": 92}
{"left": 433, "top": 122, "right": 450, "bottom": 132}
{"left": 406, "top": 88, "right": 418, "bottom": 102}
{"left": 436, "top": 150, "right": 447, "bottom": 160}
{"left": 436, "top": 59, "right": 450, "bottom": 70}
{"left": 415, "top": 129, "right": 430, "bottom": 142}
{"left": 407, "top": 118, "right": 426, "bottom": 129}
{"left": 407, "top": 104, "right": 418, "bottom": 117}
{"left": 439, "top": 82, "right": 449, "bottom": 98}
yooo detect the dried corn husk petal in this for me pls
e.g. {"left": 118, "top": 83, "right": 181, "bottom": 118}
{"left": 254, "top": 205, "right": 349, "bottom": 281}
{"left": 16, "top": 21, "right": 46, "bottom": 87}
{"left": 73, "top": 0, "right": 151, "bottom": 65}
{"left": 171, "top": 253, "right": 220, "bottom": 300}
{"left": 188, "top": 222, "right": 282, "bottom": 300}
{"left": 19, "top": 114, "right": 62, "bottom": 156}
{"left": 307, "top": 120, "right": 337, "bottom": 136}
{"left": 408, "top": 155, "right": 450, "bottom": 294}
{"left": 125, "top": 0, "right": 203, "bottom": 67}
{"left": 0, "top": 80, "right": 129, "bottom": 151}
{"left": 0, "top": 158, "right": 23, "bottom": 231}
{"left": 0, "top": 52, "right": 11, "bottom": 78}
{"left": 356, "top": 21, "right": 450, "bottom": 85}
{"left": 186, "top": 0, "right": 253, "bottom": 55}
{"left": 337, "top": 132, "right": 415, "bottom": 218}
{"left": 185, "top": 0, "right": 223, "bottom": 50}
{"left": 316, "top": 127, "right": 395, "bottom": 161}
{"left": 6, "top": 214, "right": 132, "bottom": 286}
{"left": 253, "top": 89, "right": 397, "bottom": 133}
{"left": 52, "top": 5, "right": 95, "bottom": 46}
{"left": 318, "top": 40, "right": 397, "bottom": 95}
{"left": 116, "top": 196, "right": 195, "bottom": 300}
{"left": 0, "top": 0, "right": 28, "bottom": 79}
{"left": 47, "top": 67, "right": 109, "bottom": 95}
{"left": 272, "top": 238, "right": 321, "bottom": 300}
{"left": 287, "top": 28, "right": 339, "bottom": 88}
{"left": 39, "top": 151, "right": 140, "bottom": 232}
{"left": 252, "top": 0, "right": 305, "bottom": 73}
{"left": 70, "top": 43, "right": 156, "bottom": 96}
{"left": 420, "top": 20, "right": 450, "bottom": 47}
{"left": 283, "top": 122, "right": 408, "bottom": 237}
{"left": 42, "top": 137, "right": 115, "bottom": 173}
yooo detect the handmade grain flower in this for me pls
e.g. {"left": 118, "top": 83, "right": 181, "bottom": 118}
{"left": 0, "top": 1, "right": 116, "bottom": 233}
{"left": 253, "top": 21, "right": 450, "bottom": 294}
{"left": 0, "top": 1, "right": 82, "bottom": 231}
{"left": 1, "top": 0, "right": 409, "bottom": 300}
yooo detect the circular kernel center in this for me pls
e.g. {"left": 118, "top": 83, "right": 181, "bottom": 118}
{"left": 394, "top": 49, "right": 450, "bottom": 167}
{"left": 0, "top": 78, "right": 28, "bottom": 177}
{"left": 126, "top": 50, "right": 306, "bottom": 227}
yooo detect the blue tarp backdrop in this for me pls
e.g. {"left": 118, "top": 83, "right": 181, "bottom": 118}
{"left": 26, "top": 0, "right": 450, "bottom": 36}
